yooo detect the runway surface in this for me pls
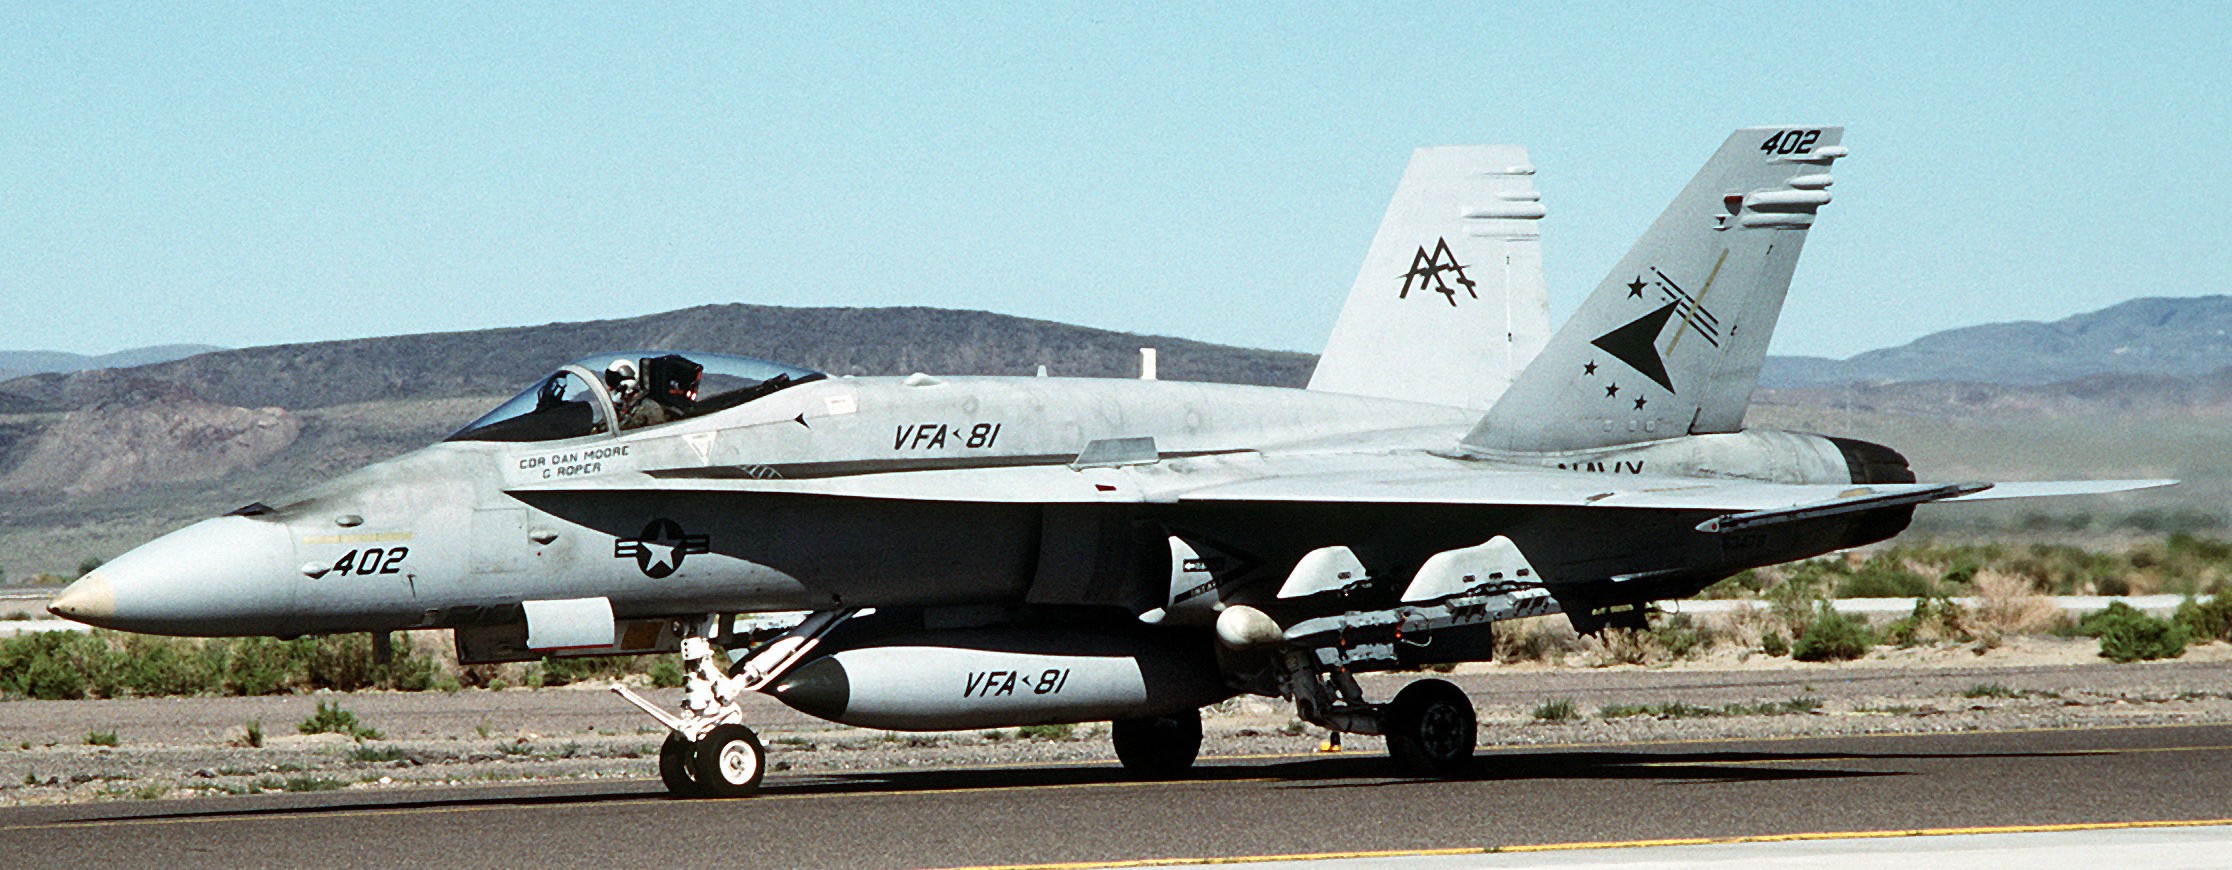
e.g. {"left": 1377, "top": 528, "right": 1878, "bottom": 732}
{"left": 4, "top": 723, "right": 2229, "bottom": 869}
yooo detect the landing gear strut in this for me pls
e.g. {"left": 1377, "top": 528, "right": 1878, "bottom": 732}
{"left": 1276, "top": 646, "right": 1477, "bottom": 778}
{"left": 614, "top": 610, "right": 853, "bottom": 798}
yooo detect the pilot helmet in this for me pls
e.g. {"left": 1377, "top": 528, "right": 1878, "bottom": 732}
{"left": 603, "top": 359, "right": 640, "bottom": 395}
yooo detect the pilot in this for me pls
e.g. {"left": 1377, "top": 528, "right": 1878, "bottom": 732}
{"left": 605, "top": 359, "right": 658, "bottom": 431}
{"left": 615, "top": 355, "right": 702, "bottom": 430}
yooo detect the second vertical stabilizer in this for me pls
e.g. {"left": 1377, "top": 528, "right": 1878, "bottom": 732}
{"left": 1309, "top": 146, "right": 1551, "bottom": 411}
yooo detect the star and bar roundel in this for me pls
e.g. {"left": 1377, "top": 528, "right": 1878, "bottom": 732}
{"left": 614, "top": 518, "right": 710, "bottom": 579}
{"left": 1580, "top": 264, "right": 1724, "bottom": 411}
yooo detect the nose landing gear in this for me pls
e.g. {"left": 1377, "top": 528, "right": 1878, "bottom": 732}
{"left": 614, "top": 610, "right": 853, "bottom": 798}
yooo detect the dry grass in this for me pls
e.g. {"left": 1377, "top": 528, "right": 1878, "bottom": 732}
{"left": 1493, "top": 617, "right": 1582, "bottom": 663}
{"left": 1970, "top": 569, "right": 2062, "bottom": 637}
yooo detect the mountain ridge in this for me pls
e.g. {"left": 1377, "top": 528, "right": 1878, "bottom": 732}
{"left": 1760, "top": 295, "right": 2232, "bottom": 387}
{"left": 0, "top": 305, "right": 1314, "bottom": 414}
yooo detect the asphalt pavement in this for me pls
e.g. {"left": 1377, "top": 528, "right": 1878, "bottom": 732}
{"left": 3, "top": 722, "right": 2229, "bottom": 868}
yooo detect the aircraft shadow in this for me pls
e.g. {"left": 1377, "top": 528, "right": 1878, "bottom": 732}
{"left": 41, "top": 745, "right": 2096, "bottom": 826}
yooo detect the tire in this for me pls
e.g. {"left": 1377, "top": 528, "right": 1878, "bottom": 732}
{"left": 1384, "top": 678, "right": 1475, "bottom": 778}
{"left": 659, "top": 732, "right": 704, "bottom": 797}
{"left": 689, "top": 723, "right": 767, "bottom": 798}
{"left": 1112, "top": 709, "right": 1203, "bottom": 775}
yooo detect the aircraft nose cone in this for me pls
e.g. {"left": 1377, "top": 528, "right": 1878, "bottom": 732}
{"left": 65, "top": 515, "right": 298, "bottom": 635}
{"left": 47, "top": 572, "right": 115, "bottom": 621}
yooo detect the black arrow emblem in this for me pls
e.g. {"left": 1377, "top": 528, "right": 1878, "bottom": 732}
{"left": 1591, "top": 302, "right": 1679, "bottom": 393}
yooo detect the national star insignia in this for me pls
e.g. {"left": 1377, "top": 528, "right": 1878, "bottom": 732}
{"left": 1626, "top": 277, "right": 1646, "bottom": 298}
{"left": 1582, "top": 361, "right": 1598, "bottom": 375}
{"left": 1605, "top": 383, "right": 1619, "bottom": 398}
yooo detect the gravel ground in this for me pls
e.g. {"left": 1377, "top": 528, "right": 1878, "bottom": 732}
{"left": 5, "top": 637, "right": 2231, "bottom": 807}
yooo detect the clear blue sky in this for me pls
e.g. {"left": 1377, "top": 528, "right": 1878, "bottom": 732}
{"left": 3, "top": 4, "right": 2225, "bottom": 359}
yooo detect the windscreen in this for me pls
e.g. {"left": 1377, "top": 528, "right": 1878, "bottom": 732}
{"left": 447, "top": 370, "right": 611, "bottom": 443}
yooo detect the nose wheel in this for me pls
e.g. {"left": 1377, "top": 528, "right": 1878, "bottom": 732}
{"left": 690, "top": 724, "right": 767, "bottom": 797}
{"left": 613, "top": 610, "right": 855, "bottom": 798}
{"left": 658, "top": 732, "right": 701, "bottom": 796}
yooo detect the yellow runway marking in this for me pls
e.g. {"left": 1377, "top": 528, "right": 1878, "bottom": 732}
{"left": 942, "top": 818, "right": 2232, "bottom": 869}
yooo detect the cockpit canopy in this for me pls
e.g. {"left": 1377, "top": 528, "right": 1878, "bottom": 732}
{"left": 447, "top": 351, "right": 825, "bottom": 443}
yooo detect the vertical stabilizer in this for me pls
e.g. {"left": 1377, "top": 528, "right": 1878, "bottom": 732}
{"left": 1309, "top": 146, "right": 1551, "bottom": 411}
{"left": 1465, "top": 127, "right": 1845, "bottom": 452}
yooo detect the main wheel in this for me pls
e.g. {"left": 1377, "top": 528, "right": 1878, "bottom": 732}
{"left": 689, "top": 723, "right": 767, "bottom": 798}
{"left": 1112, "top": 709, "right": 1203, "bottom": 775}
{"left": 659, "top": 732, "right": 704, "bottom": 797}
{"left": 1384, "top": 678, "right": 1475, "bottom": 778}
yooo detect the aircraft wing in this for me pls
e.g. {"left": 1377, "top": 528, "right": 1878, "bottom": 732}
{"left": 506, "top": 451, "right": 2174, "bottom": 514}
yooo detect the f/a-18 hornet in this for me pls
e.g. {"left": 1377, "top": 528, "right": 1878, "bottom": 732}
{"left": 52, "top": 127, "right": 2167, "bottom": 796}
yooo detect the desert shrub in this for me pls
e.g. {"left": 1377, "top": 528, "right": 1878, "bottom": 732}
{"left": 298, "top": 700, "right": 382, "bottom": 740}
{"left": 2072, "top": 601, "right": 2145, "bottom": 637}
{"left": 1969, "top": 570, "right": 2061, "bottom": 637}
{"left": 2175, "top": 596, "right": 2232, "bottom": 643}
{"left": 1016, "top": 723, "right": 1075, "bottom": 740}
{"left": 1760, "top": 631, "right": 1789, "bottom": 657}
{"left": 349, "top": 744, "right": 410, "bottom": 763}
{"left": 648, "top": 659, "right": 687, "bottom": 688}
{"left": 1883, "top": 595, "right": 1970, "bottom": 647}
{"left": 1792, "top": 606, "right": 1873, "bottom": 662}
{"left": 2079, "top": 602, "right": 2188, "bottom": 663}
{"left": 1699, "top": 570, "right": 1772, "bottom": 599}
{"left": 534, "top": 654, "right": 658, "bottom": 687}
{"left": 1836, "top": 556, "right": 1934, "bottom": 599}
{"left": 1532, "top": 699, "right": 1578, "bottom": 722}
{"left": 1495, "top": 617, "right": 1580, "bottom": 662}
{"left": 2117, "top": 509, "right": 2224, "bottom": 534}
{"left": 84, "top": 730, "right": 119, "bottom": 747}
{"left": 1649, "top": 613, "right": 1710, "bottom": 659}
{"left": 1598, "top": 698, "right": 1817, "bottom": 719}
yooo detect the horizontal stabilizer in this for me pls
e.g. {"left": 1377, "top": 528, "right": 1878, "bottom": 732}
{"left": 1695, "top": 483, "right": 1984, "bottom": 534}
{"left": 1942, "top": 479, "right": 2178, "bottom": 502}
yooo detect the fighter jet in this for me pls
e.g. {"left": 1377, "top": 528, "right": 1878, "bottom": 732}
{"left": 49, "top": 127, "right": 2168, "bottom": 797}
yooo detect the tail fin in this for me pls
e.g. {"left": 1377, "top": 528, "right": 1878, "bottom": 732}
{"left": 1464, "top": 127, "right": 1845, "bottom": 452}
{"left": 1309, "top": 146, "right": 1551, "bottom": 411}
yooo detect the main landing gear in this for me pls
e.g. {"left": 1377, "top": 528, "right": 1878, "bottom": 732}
{"left": 1278, "top": 647, "right": 1479, "bottom": 777}
{"left": 615, "top": 611, "right": 852, "bottom": 798}
{"left": 1382, "top": 679, "right": 1476, "bottom": 777}
{"left": 1111, "top": 709, "right": 1203, "bottom": 775}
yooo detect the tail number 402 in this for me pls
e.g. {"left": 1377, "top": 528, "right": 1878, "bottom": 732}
{"left": 1760, "top": 130, "right": 1821, "bottom": 155}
